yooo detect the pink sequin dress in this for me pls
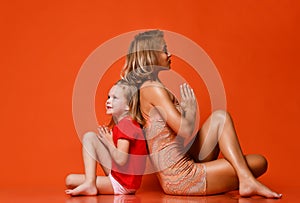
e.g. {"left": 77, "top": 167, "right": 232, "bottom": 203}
{"left": 141, "top": 90, "right": 207, "bottom": 195}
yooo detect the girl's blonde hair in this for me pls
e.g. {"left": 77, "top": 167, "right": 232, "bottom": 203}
{"left": 121, "top": 30, "right": 164, "bottom": 86}
{"left": 108, "top": 79, "right": 144, "bottom": 127}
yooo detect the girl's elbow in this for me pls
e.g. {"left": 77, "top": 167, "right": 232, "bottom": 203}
{"left": 116, "top": 155, "right": 128, "bottom": 166}
{"left": 117, "top": 160, "right": 126, "bottom": 166}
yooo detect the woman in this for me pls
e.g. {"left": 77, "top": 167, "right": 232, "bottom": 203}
{"left": 122, "top": 30, "right": 281, "bottom": 198}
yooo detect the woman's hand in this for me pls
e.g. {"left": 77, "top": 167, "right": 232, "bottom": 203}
{"left": 180, "top": 83, "right": 197, "bottom": 146}
{"left": 97, "top": 126, "right": 113, "bottom": 148}
{"left": 180, "top": 83, "right": 196, "bottom": 115}
{"left": 140, "top": 81, "right": 197, "bottom": 140}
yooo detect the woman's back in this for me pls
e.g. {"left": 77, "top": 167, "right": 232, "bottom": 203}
{"left": 139, "top": 80, "right": 207, "bottom": 195}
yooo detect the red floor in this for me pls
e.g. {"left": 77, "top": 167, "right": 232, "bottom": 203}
{"left": 0, "top": 188, "right": 298, "bottom": 203}
{"left": 0, "top": 175, "right": 298, "bottom": 203}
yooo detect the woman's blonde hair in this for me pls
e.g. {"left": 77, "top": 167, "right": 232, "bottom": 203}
{"left": 121, "top": 30, "right": 164, "bottom": 86}
{"left": 108, "top": 79, "right": 144, "bottom": 127}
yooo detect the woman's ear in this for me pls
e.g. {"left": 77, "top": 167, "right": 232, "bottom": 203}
{"left": 125, "top": 105, "right": 130, "bottom": 111}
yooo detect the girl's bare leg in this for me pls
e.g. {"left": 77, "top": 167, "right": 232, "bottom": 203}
{"left": 65, "top": 132, "right": 113, "bottom": 195}
{"left": 189, "top": 110, "right": 281, "bottom": 198}
{"left": 65, "top": 174, "right": 114, "bottom": 194}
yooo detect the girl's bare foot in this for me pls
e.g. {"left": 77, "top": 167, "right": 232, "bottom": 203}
{"left": 65, "top": 182, "right": 98, "bottom": 196}
{"left": 239, "top": 177, "right": 282, "bottom": 199}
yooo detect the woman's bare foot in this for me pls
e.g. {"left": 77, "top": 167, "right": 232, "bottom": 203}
{"left": 65, "top": 182, "right": 98, "bottom": 196}
{"left": 239, "top": 177, "right": 282, "bottom": 199}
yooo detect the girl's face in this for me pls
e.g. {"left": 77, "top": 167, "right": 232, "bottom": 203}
{"left": 106, "top": 85, "right": 129, "bottom": 119}
{"left": 157, "top": 42, "right": 171, "bottom": 69}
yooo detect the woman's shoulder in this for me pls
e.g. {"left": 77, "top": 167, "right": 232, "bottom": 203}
{"left": 140, "top": 80, "right": 176, "bottom": 104}
{"left": 141, "top": 80, "right": 164, "bottom": 88}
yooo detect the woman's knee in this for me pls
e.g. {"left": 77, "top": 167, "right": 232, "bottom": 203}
{"left": 255, "top": 154, "right": 268, "bottom": 174}
{"left": 210, "top": 110, "right": 232, "bottom": 135}
{"left": 211, "top": 110, "right": 231, "bottom": 123}
{"left": 246, "top": 154, "right": 268, "bottom": 177}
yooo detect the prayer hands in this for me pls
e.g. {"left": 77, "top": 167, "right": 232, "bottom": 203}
{"left": 180, "top": 83, "right": 196, "bottom": 113}
{"left": 97, "top": 126, "right": 113, "bottom": 148}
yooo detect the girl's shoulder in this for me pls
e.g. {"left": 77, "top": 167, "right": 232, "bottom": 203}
{"left": 118, "top": 116, "right": 133, "bottom": 124}
{"left": 118, "top": 116, "right": 139, "bottom": 128}
{"left": 116, "top": 116, "right": 142, "bottom": 138}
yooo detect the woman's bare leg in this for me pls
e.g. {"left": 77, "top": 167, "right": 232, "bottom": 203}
{"left": 65, "top": 132, "right": 112, "bottom": 195}
{"left": 190, "top": 110, "right": 281, "bottom": 198}
{"left": 204, "top": 154, "right": 267, "bottom": 194}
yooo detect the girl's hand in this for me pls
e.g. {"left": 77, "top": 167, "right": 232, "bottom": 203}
{"left": 180, "top": 83, "right": 196, "bottom": 113}
{"left": 97, "top": 126, "right": 113, "bottom": 147}
{"left": 97, "top": 126, "right": 130, "bottom": 166}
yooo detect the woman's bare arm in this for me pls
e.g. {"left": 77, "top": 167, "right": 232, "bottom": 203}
{"left": 140, "top": 81, "right": 196, "bottom": 138}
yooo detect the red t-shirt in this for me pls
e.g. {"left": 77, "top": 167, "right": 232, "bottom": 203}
{"left": 111, "top": 117, "right": 147, "bottom": 190}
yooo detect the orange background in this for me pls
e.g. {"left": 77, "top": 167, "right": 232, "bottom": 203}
{"left": 0, "top": 0, "right": 299, "bottom": 193}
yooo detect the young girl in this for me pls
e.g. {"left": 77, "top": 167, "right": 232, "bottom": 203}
{"left": 65, "top": 79, "right": 147, "bottom": 195}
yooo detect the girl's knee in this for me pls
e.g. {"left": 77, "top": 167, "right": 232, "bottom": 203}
{"left": 65, "top": 174, "right": 75, "bottom": 188}
{"left": 82, "top": 131, "right": 98, "bottom": 143}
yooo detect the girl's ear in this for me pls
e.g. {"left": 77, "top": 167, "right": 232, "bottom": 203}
{"left": 125, "top": 105, "right": 130, "bottom": 111}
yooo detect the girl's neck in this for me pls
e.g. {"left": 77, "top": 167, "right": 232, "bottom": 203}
{"left": 113, "top": 112, "right": 129, "bottom": 124}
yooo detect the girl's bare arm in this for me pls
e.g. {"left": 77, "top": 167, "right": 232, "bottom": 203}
{"left": 97, "top": 126, "right": 130, "bottom": 166}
